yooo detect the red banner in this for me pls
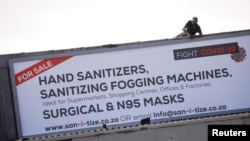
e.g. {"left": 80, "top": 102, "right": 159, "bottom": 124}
{"left": 15, "top": 56, "right": 72, "bottom": 86}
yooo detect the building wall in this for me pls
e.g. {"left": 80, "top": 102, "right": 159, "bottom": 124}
{"left": 0, "top": 67, "right": 17, "bottom": 140}
{"left": 27, "top": 113, "right": 250, "bottom": 141}
{"left": 73, "top": 113, "right": 250, "bottom": 141}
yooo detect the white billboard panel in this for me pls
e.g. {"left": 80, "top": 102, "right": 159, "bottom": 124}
{"left": 9, "top": 35, "right": 250, "bottom": 137}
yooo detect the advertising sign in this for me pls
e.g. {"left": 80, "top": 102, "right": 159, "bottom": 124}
{"left": 9, "top": 35, "right": 250, "bottom": 137}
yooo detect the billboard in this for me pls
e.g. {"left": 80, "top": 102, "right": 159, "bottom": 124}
{"left": 9, "top": 35, "right": 250, "bottom": 138}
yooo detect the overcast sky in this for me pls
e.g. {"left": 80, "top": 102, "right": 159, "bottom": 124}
{"left": 1, "top": 0, "right": 250, "bottom": 55}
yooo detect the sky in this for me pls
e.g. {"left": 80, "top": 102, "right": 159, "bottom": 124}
{"left": 0, "top": 0, "right": 250, "bottom": 55}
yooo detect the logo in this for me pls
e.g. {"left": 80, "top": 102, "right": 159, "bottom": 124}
{"left": 231, "top": 47, "right": 247, "bottom": 62}
{"left": 173, "top": 42, "right": 239, "bottom": 60}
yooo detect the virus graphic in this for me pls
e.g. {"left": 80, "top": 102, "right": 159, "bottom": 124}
{"left": 231, "top": 47, "right": 247, "bottom": 62}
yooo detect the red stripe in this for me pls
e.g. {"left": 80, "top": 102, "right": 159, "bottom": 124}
{"left": 15, "top": 56, "right": 72, "bottom": 86}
